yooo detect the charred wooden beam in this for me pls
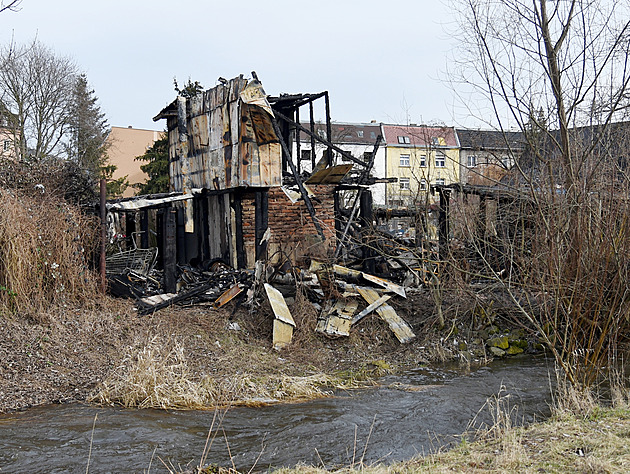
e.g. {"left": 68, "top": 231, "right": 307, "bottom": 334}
{"left": 268, "top": 91, "right": 327, "bottom": 108}
{"left": 233, "top": 193, "right": 247, "bottom": 269}
{"left": 309, "top": 102, "right": 316, "bottom": 169}
{"left": 269, "top": 115, "right": 326, "bottom": 241}
{"left": 255, "top": 189, "right": 269, "bottom": 260}
{"left": 295, "top": 107, "right": 301, "bottom": 175}
{"left": 164, "top": 208, "right": 177, "bottom": 293}
{"left": 140, "top": 210, "right": 149, "bottom": 249}
{"left": 325, "top": 91, "right": 332, "bottom": 164}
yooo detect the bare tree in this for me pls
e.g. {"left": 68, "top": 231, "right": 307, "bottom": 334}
{"left": 0, "top": 40, "right": 78, "bottom": 160}
{"left": 451, "top": 0, "right": 630, "bottom": 189}
{"left": 448, "top": 0, "right": 630, "bottom": 387}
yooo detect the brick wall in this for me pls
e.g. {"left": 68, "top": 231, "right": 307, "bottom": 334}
{"left": 242, "top": 185, "right": 336, "bottom": 266}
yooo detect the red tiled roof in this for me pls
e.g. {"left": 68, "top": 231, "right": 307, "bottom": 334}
{"left": 382, "top": 124, "right": 458, "bottom": 147}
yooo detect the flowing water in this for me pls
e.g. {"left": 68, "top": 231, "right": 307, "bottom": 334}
{"left": 0, "top": 357, "right": 553, "bottom": 473}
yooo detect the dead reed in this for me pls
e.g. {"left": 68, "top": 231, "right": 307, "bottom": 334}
{"left": 91, "top": 335, "right": 344, "bottom": 410}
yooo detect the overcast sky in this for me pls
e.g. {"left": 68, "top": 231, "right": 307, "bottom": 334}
{"left": 0, "top": 0, "right": 472, "bottom": 131}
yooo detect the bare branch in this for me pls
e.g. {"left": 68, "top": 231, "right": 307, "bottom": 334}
{"left": 0, "top": 1, "right": 22, "bottom": 14}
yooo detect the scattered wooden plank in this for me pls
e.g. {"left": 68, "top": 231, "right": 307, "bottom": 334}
{"left": 265, "top": 283, "right": 296, "bottom": 350}
{"left": 351, "top": 294, "right": 391, "bottom": 325}
{"left": 357, "top": 288, "right": 415, "bottom": 343}
{"left": 316, "top": 299, "right": 358, "bottom": 337}
{"left": 309, "top": 260, "right": 406, "bottom": 298}
{"left": 214, "top": 283, "right": 243, "bottom": 308}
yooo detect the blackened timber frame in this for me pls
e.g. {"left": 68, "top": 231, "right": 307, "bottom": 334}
{"left": 272, "top": 109, "right": 370, "bottom": 169}
{"left": 254, "top": 189, "right": 269, "bottom": 260}
{"left": 232, "top": 192, "right": 247, "bottom": 269}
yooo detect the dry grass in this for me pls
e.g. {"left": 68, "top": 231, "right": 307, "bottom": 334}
{"left": 0, "top": 188, "right": 99, "bottom": 317}
{"left": 90, "top": 332, "right": 358, "bottom": 410}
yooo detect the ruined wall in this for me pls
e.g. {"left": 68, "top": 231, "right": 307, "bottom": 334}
{"left": 241, "top": 185, "right": 336, "bottom": 267}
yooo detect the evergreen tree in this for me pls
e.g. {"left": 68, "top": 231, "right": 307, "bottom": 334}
{"left": 135, "top": 135, "right": 169, "bottom": 195}
{"left": 66, "top": 74, "right": 128, "bottom": 198}
{"left": 67, "top": 74, "right": 109, "bottom": 176}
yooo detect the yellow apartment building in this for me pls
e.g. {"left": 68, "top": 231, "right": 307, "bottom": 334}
{"left": 382, "top": 124, "right": 460, "bottom": 207}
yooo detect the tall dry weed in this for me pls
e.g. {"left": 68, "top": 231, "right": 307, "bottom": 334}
{"left": 0, "top": 188, "right": 99, "bottom": 316}
{"left": 92, "top": 335, "right": 337, "bottom": 410}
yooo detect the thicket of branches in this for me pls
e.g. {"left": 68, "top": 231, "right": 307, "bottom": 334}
{"left": 0, "top": 187, "right": 99, "bottom": 317}
{"left": 0, "top": 39, "right": 111, "bottom": 315}
{"left": 444, "top": 0, "right": 630, "bottom": 388}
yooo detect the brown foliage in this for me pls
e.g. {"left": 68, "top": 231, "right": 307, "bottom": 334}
{"left": 0, "top": 187, "right": 99, "bottom": 316}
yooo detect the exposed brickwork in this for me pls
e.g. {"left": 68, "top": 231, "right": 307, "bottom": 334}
{"left": 242, "top": 185, "right": 336, "bottom": 265}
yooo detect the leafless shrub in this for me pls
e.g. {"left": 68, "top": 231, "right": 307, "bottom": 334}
{"left": 0, "top": 188, "right": 99, "bottom": 316}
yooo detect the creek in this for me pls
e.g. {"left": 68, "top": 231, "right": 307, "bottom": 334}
{"left": 0, "top": 357, "right": 553, "bottom": 473}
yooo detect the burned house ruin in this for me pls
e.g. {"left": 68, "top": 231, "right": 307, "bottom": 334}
{"left": 106, "top": 73, "right": 384, "bottom": 292}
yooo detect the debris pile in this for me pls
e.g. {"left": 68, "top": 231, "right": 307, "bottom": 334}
{"left": 105, "top": 245, "right": 415, "bottom": 349}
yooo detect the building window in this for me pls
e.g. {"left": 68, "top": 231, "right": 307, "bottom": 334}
{"left": 363, "top": 151, "right": 372, "bottom": 161}
{"left": 420, "top": 179, "right": 427, "bottom": 190}
{"left": 399, "top": 178, "right": 410, "bottom": 190}
{"left": 435, "top": 178, "right": 445, "bottom": 186}
{"left": 317, "top": 129, "right": 325, "bottom": 138}
{"left": 2, "top": 140, "right": 10, "bottom": 151}
{"left": 467, "top": 155, "right": 477, "bottom": 167}
{"left": 435, "top": 155, "right": 445, "bottom": 167}
{"left": 419, "top": 154, "right": 426, "bottom": 167}
{"left": 301, "top": 149, "right": 312, "bottom": 161}
{"left": 370, "top": 131, "right": 376, "bottom": 139}
{"left": 397, "top": 136, "right": 411, "bottom": 144}
{"left": 399, "top": 154, "right": 410, "bottom": 167}
{"left": 357, "top": 130, "right": 364, "bottom": 138}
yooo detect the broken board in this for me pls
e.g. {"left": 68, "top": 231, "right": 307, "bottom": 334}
{"left": 357, "top": 288, "right": 415, "bottom": 343}
{"left": 316, "top": 299, "right": 358, "bottom": 337}
{"left": 265, "top": 283, "right": 296, "bottom": 350}
{"left": 309, "top": 260, "right": 406, "bottom": 298}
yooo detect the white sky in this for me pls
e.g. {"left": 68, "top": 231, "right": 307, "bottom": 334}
{"left": 0, "top": 0, "right": 473, "bottom": 131}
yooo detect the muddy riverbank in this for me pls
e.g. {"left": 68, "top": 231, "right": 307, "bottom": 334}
{"left": 0, "top": 287, "right": 544, "bottom": 413}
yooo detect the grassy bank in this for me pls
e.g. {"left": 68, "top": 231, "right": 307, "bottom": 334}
{"left": 265, "top": 390, "right": 630, "bottom": 474}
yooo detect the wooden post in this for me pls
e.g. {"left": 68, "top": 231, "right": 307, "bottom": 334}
{"left": 233, "top": 192, "right": 246, "bottom": 269}
{"left": 199, "top": 194, "right": 210, "bottom": 262}
{"left": 325, "top": 91, "right": 332, "bottom": 164}
{"left": 140, "top": 210, "right": 149, "bottom": 249}
{"left": 125, "top": 212, "right": 136, "bottom": 250}
{"left": 255, "top": 189, "right": 269, "bottom": 261}
{"left": 99, "top": 178, "right": 107, "bottom": 293}
{"left": 333, "top": 190, "right": 342, "bottom": 243}
{"left": 360, "top": 190, "right": 376, "bottom": 274}
{"left": 164, "top": 208, "right": 177, "bottom": 293}
{"left": 439, "top": 189, "right": 450, "bottom": 261}
{"left": 176, "top": 207, "right": 186, "bottom": 264}
{"left": 309, "top": 102, "right": 316, "bottom": 169}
